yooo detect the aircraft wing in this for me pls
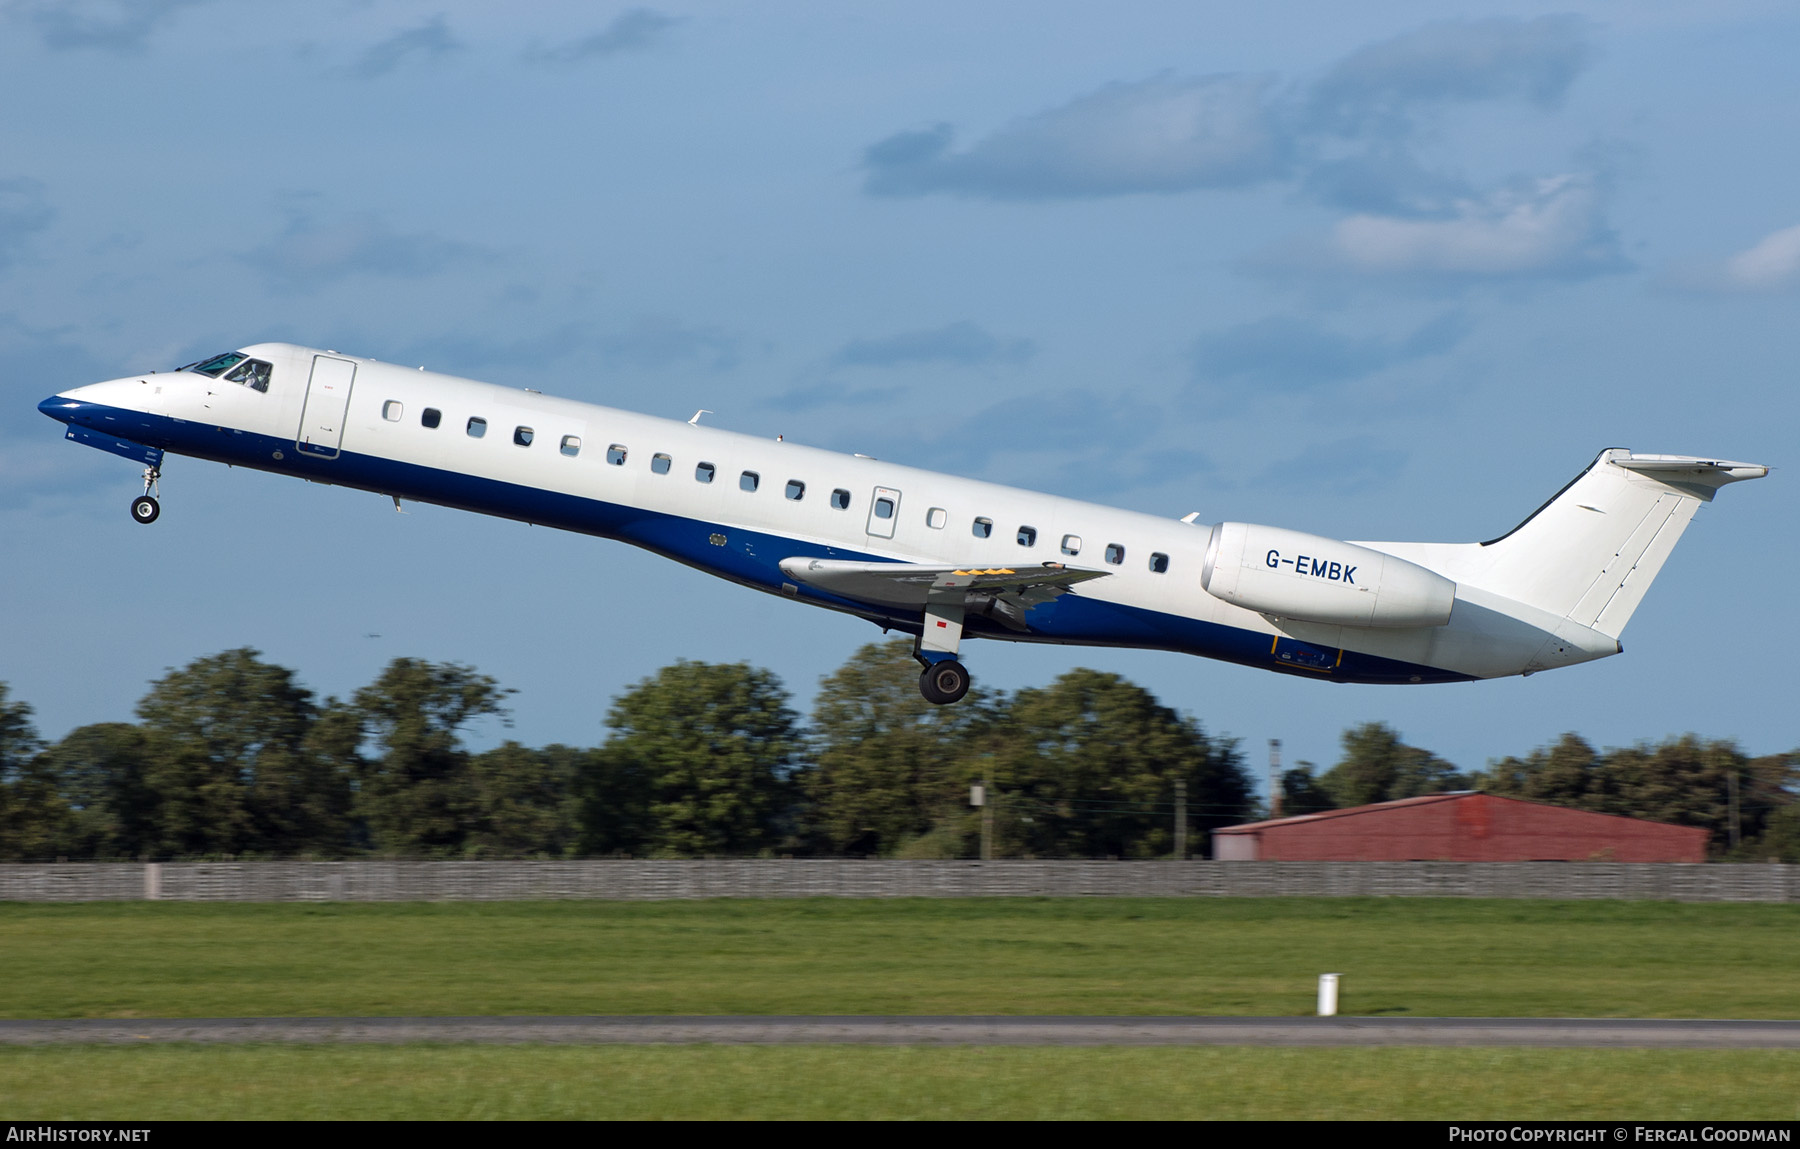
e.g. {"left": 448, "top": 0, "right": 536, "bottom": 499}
{"left": 777, "top": 557, "right": 1109, "bottom": 632}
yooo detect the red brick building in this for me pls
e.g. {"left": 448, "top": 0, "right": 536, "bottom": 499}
{"left": 1212, "top": 792, "right": 1709, "bottom": 862}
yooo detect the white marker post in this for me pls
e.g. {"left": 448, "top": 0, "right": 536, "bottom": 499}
{"left": 1317, "top": 973, "right": 1341, "bottom": 1017}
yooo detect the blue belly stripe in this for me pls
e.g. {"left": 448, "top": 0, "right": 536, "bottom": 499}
{"left": 51, "top": 402, "right": 1473, "bottom": 685}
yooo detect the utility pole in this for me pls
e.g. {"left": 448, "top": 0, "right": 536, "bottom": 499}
{"left": 981, "top": 774, "right": 994, "bottom": 860}
{"left": 1173, "top": 777, "right": 1188, "bottom": 860}
{"left": 1729, "top": 768, "right": 1741, "bottom": 851}
{"left": 972, "top": 757, "right": 995, "bottom": 861}
{"left": 1269, "top": 739, "right": 1283, "bottom": 819}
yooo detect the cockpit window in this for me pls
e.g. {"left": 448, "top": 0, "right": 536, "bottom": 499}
{"left": 188, "top": 352, "right": 246, "bottom": 378}
{"left": 223, "top": 358, "right": 273, "bottom": 393}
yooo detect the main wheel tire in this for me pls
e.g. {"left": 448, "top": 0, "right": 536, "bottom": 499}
{"left": 918, "top": 660, "right": 971, "bottom": 705}
{"left": 130, "top": 495, "right": 161, "bottom": 524}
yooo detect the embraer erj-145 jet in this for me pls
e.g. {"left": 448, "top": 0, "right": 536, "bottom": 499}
{"left": 39, "top": 343, "right": 1767, "bottom": 704}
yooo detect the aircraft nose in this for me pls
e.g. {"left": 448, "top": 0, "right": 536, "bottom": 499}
{"left": 38, "top": 394, "right": 83, "bottom": 424}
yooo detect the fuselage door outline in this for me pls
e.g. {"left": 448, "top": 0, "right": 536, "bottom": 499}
{"left": 866, "top": 486, "right": 901, "bottom": 540}
{"left": 296, "top": 355, "right": 357, "bottom": 459}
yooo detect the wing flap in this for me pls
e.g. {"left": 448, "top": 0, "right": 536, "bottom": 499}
{"left": 777, "top": 557, "right": 1108, "bottom": 616}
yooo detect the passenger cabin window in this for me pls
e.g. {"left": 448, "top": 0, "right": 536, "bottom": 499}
{"left": 514, "top": 426, "right": 534, "bottom": 447}
{"left": 927, "top": 508, "right": 947, "bottom": 529}
{"left": 224, "top": 358, "right": 273, "bottom": 392}
{"left": 651, "top": 453, "right": 672, "bottom": 475}
{"left": 740, "top": 471, "right": 759, "bottom": 492}
{"left": 1149, "top": 552, "right": 1169, "bottom": 574}
{"left": 873, "top": 496, "right": 895, "bottom": 520}
{"left": 607, "top": 444, "right": 627, "bottom": 465}
{"left": 1061, "top": 534, "right": 1081, "bottom": 556}
{"left": 696, "top": 462, "right": 715, "bottom": 483}
{"left": 467, "top": 417, "right": 487, "bottom": 438}
{"left": 1104, "top": 543, "right": 1125, "bottom": 565}
{"left": 830, "top": 489, "right": 851, "bottom": 510}
{"left": 382, "top": 401, "right": 403, "bottom": 422}
{"left": 1017, "top": 526, "right": 1037, "bottom": 547}
{"left": 972, "top": 517, "right": 993, "bottom": 539}
{"left": 561, "top": 435, "right": 581, "bottom": 457}
{"left": 188, "top": 352, "right": 246, "bottom": 378}
{"left": 785, "top": 480, "right": 805, "bottom": 501}
{"left": 421, "top": 408, "right": 442, "bottom": 429}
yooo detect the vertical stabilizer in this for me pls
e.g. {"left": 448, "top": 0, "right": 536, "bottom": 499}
{"left": 1469, "top": 450, "right": 1766, "bottom": 638}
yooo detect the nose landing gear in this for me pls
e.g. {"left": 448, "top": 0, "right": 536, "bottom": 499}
{"left": 131, "top": 464, "right": 162, "bottom": 524}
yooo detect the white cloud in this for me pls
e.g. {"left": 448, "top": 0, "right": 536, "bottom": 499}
{"left": 1267, "top": 174, "right": 1626, "bottom": 281}
{"left": 9, "top": 0, "right": 207, "bottom": 53}
{"left": 0, "top": 178, "right": 52, "bottom": 270}
{"left": 1307, "top": 16, "right": 1593, "bottom": 136}
{"left": 353, "top": 16, "right": 462, "bottom": 79}
{"left": 831, "top": 321, "right": 1034, "bottom": 368}
{"left": 525, "top": 8, "right": 679, "bottom": 65}
{"left": 864, "top": 75, "right": 1285, "bottom": 199}
{"left": 248, "top": 209, "right": 489, "bottom": 292}
{"left": 1717, "top": 224, "right": 1800, "bottom": 292}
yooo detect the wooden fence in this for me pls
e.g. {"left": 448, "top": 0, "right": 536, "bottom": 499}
{"left": 1, "top": 860, "right": 1795, "bottom": 902}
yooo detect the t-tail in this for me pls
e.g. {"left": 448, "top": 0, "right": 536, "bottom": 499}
{"left": 1353, "top": 449, "right": 1769, "bottom": 675}
{"left": 1452, "top": 450, "right": 1767, "bottom": 639}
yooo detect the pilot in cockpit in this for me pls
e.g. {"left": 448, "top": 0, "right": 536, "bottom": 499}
{"left": 183, "top": 351, "right": 273, "bottom": 393}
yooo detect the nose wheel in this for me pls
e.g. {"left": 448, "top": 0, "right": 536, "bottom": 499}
{"left": 130, "top": 464, "right": 162, "bottom": 524}
{"left": 918, "top": 658, "right": 971, "bottom": 705}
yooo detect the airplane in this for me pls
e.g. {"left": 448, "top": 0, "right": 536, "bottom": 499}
{"left": 38, "top": 342, "right": 1767, "bottom": 704}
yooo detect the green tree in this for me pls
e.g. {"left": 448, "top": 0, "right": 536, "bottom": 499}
{"left": 351, "top": 658, "right": 512, "bottom": 856}
{"left": 988, "top": 669, "right": 1253, "bottom": 858}
{"left": 464, "top": 741, "right": 581, "bottom": 857}
{"left": 36, "top": 723, "right": 165, "bottom": 859}
{"left": 1758, "top": 801, "right": 1800, "bottom": 863}
{"left": 1319, "top": 722, "right": 1467, "bottom": 809}
{"left": 1741, "top": 750, "right": 1800, "bottom": 860}
{"left": 1601, "top": 736, "right": 1785, "bottom": 855}
{"left": 135, "top": 649, "right": 351, "bottom": 856}
{"left": 1476, "top": 734, "right": 1798, "bottom": 856}
{"left": 1480, "top": 733, "right": 1614, "bottom": 812}
{"left": 1278, "top": 764, "right": 1336, "bottom": 816}
{"left": 0, "top": 684, "right": 68, "bottom": 861}
{"left": 573, "top": 744, "right": 655, "bottom": 857}
{"left": 599, "top": 661, "right": 801, "bottom": 857}
{"left": 807, "top": 638, "right": 997, "bottom": 857}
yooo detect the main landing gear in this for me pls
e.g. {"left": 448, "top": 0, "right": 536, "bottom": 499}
{"left": 918, "top": 657, "right": 971, "bottom": 705}
{"left": 130, "top": 464, "right": 161, "bottom": 524}
{"left": 913, "top": 587, "right": 972, "bottom": 704}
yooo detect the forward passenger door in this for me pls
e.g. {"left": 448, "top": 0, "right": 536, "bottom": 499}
{"left": 296, "top": 355, "right": 357, "bottom": 459}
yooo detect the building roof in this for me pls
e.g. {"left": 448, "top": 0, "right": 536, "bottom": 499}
{"left": 1214, "top": 790, "right": 1704, "bottom": 836}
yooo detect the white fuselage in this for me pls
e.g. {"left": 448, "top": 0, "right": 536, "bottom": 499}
{"left": 50, "top": 341, "right": 1745, "bottom": 687}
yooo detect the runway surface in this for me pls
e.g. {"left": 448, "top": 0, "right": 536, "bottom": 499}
{"left": 4, "top": 1016, "right": 1799, "bottom": 1047}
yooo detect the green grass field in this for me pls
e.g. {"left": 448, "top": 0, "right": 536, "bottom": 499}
{"left": 3, "top": 896, "right": 1798, "bottom": 1019}
{"left": 3, "top": 1046, "right": 1798, "bottom": 1120}
{"left": 6, "top": 897, "right": 1797, "bottom": 1119}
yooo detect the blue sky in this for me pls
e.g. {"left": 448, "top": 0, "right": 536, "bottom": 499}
{"left": 2, "top": 1, "right": 1795, "bottom": 783}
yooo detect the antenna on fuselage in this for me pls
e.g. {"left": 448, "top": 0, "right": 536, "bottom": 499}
{"left": 688, "top": 410, "right": 712, "bottom": 425}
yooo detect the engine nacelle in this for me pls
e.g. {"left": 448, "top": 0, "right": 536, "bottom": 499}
{"left": 1201, "top": 522, "right": 1455, "bottom": 629}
